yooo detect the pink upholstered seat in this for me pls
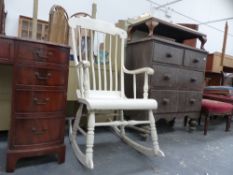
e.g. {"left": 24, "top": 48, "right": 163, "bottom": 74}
{"left": 202, "top": 99, "right": 233, "bottom": 113}
{"left": 200, "top": 99, "right": 233, "bottom": 135}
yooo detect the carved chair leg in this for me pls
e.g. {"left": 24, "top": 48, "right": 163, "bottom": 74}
{"left": 70, "top": 104, "right": 95, "bottom": 169}
{"left": 120, "top": 110, "right": 125, "bottom": 136}
{"left": 225, "top": 115, "right": 232, "bottom": 132}
{"left": 198, "top": 111, "right": 202, "bottom": 126}
{"left": 110, "top": 110, "right": 164, "bottom": 157}
{"left": 85, "top": 112, "right": 95, "bottom": 169}
{"left": 204, "top": 113, "right": 209, "bottom": 135}
{"left": 149, "top": 110, "right": 165, "bottom": 156}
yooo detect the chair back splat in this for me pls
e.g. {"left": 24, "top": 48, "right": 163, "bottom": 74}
{"left": 48, "top": 5, "right": 69, "bottom": 44}
{"left": 69, "top": 17, "right": 127, "bottom": 99}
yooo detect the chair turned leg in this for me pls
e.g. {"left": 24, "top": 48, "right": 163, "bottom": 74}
{"left": 85, "top": 112, "right": 95, "bottom": 169}
{"left": 198, "top": 111, "right": 202, "bottom": 126}
{"left": 204, "top": 114, "right": 209, "bottom": 135}
{"left": 149, "top": 110, "right": 165, "bottom": 157}
{"left": 225, "top": 115, "right": 232, "bottom": 132}
{"left": 70, "top": 105, "right": 95, "bottom": 169}
{"left": 111, "top": 110, "right": 164, "bottom": 156}
{"left": 120, "top": 110, "right": 125, "bottom": 136}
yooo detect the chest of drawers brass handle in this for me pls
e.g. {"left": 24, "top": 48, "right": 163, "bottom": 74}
{"left": 31, "top": 127, "right": 48, "bottom": 135}
{"left": 163, "top": 75, "right": 170, "bottom": 80}
{"left": 162, "top": 98, "right": 170, "bottom": 105}
{"left": 33, "top": 97, "right": 50, "bottom": 105}
{"left": 34, "top": 72, "right": 51, "bottom": 80}
{"left": 166, "top": 53, "right": 172, "bottom": 58}
{"left": 193, "top": 58, "right": 199, "bottom": 63}
{"left": 189, "top": 98, "right": 196, "bottom": 104}
{"left": 35, "top": 49, "right": 53, "bottom": 61}
{"left": 190, "top": 78, "right": 196, "bottom": 82}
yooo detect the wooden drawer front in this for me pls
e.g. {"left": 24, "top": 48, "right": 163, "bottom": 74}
{"left": 15, "top": 90, "right": 66, "bottom": 113}
{"left": 151, "top": 65, "right": 177, "bottom": 88}
{"left": 15, "top": 66, "right": 67, "bottom": 87}
{"left": 178, "top": 91, "right": 202, "bottom": 112}
{"left": 184, "top": 50, "right": 206, "bottom": 71}
{"left": 150, "top": 90, "right": 178, "bottom": 113}
{"left": 15, "top": 41, "right": 68, "bottom": 65}
{"left": 154, "top": 43, "right": 183, "bottom": 65}
{"left": 178, "top": 69, "right": 204, "bottom": 90}
{"left": 14, "top": 118, "right": 64, "bottom": 146}
{"left": 0, "top": 38, "right": 14, "bottom": 63}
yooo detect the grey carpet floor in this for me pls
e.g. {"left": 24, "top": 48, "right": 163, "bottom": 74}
{"left": 0, "top": 118, "right": 233, "bottom": 175}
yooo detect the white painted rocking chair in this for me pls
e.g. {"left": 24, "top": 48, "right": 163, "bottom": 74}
{"left": 68, "top": 16, "right": 164, "bottom": 169}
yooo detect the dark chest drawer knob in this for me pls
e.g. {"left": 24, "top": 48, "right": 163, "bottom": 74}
{"left": 189, "top": 98, "right": 196, "bottom": 104}
{"left": 31, "top": 127, "right": 48, "bottom": 135}
{"left": 163, "top": 75, "right": 170, "bottom": 81}
{"left": 33, "top": 97, "right": 50, "bottom": 105}
{"left": 162, "top": 98, "right": 170, "bottom": 105}
{"left": 190, "top": 78, "right": 196, "bottom": 83}
{"left": 34, "top": 72, "right": 51, "bottom": 80}
{"left": 193, "top": 58, "right": 199, "bottom": 63}
{"left": 166, "top": 53, "right": 172, "bottom": 58}
{"left": 31, "top": 127, "right": 36, "bottom": 132}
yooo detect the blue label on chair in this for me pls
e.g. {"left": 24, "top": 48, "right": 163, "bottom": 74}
{"left": 95, "top": 51, "right": 109, "bottom": 64}
{"left": 69, "top": 54, "right": 74, "bottom": 60}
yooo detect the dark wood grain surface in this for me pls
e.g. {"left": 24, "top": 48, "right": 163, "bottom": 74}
{"left": 0, "top": 35, "right": 69, "bottom": 172}
{"left": 126, "top": 21, "right": 207, "bottom": 122}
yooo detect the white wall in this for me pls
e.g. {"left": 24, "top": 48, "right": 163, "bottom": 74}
{"left": 4, "top": 0, "right": 233, "bottom": 55}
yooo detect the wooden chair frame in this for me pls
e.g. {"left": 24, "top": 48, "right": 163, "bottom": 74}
{"left": 68, "top": 16, "right": 164, "bottom": 169}
{"left": 199, "top": 109, "right": 232, "bottom": 135}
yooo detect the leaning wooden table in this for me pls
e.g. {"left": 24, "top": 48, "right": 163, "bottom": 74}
{"left": 0, "top": 35, "right": 70, "bottom": 172}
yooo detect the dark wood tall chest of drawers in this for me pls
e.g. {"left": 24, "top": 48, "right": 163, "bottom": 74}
{"left": 0, "top": 36, "right": 70, "bottom": 172}
{"left": 126, "top": 17, "right": 208, "bottom": 124}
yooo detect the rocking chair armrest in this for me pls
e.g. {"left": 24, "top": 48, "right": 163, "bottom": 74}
{"left": 123, "top": 66, "right": 153, "bottom": 99}
{"left": 123, "top": 67, "right": 154, "bottom": 75}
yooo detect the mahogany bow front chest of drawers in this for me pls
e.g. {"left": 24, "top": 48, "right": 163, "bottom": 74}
{"left": 126, "top": 17, "right": 208, "bottom": 124}
{"left": 0, "top": 36, "right": 70, "bottom": 172}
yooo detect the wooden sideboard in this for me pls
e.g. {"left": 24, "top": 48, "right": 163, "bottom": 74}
{"left": 0, "top": 35, "right": 70, "bottom": 172}
{"left": 126, "top": 17, "right": 208, "bottom": 125}
{"left": 205, "top": 52, "right": 233, "bottom": 86}
{"left": 206, "top": 52, "right": 233, "bottom": 73}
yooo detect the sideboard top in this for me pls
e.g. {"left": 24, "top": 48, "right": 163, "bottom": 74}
{"left": 0, "top": 35, "right": 70, "bottom": 48}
